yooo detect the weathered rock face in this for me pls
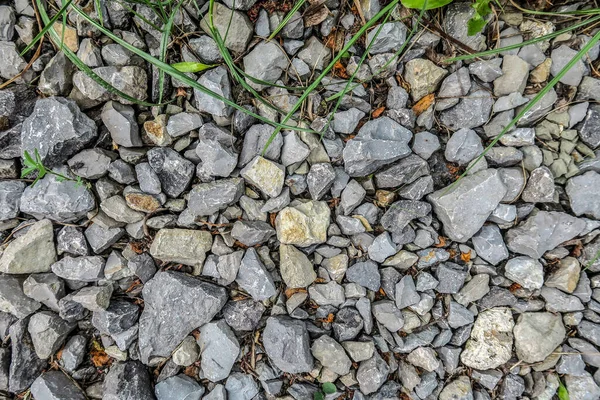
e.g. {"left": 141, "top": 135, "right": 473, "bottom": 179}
{"left": 103, "top": 361, "right": 157, "bottom": 400}
{"left": 428, "top": 169, "right": 507, "bottom": 242}
{"left": 514, "top": 312, "right": 566, "bottom": 363}
{"left": 461, "top": 308, "right": 514, "bottom": 369}
{"left": 262, "top": 316, "right": 314, "bottom": 373}
{"left": 72, "top": 66, "right": 148, "bottom": 104}
{"left": 138, "top": 271, "right": 227, "bottom": 364}
{"left": 149, "top": 229, "right": 213, "bottom": 268}
{"left": 276, "top": 201, "right": 330, "bottom": 247}
{"left": 0, "top": 219, "right": 56, "bottom": 274}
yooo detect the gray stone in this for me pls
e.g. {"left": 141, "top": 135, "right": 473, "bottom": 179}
{"left": 71, "top": 285, "right": 113, "bottom": 311}
{"left": 356, "top": 353, "right": 390, "bottom": 395}
{"left": 0, "top": 41, "right": 32, "bottom": 83}
{"left": 412, "top": 131, "right": 441, "bottom": 160}
{"left": 504, "top": 256, "right": 544, "bottom": 290}
{"left": 494, "top": 93, "right": 529, "bottom": 113}
{"left": 21, "top": 97, "right": 97, "bottom": 167}
{"left": 407, "top": 347, "right": 440, "bottom": 372}
{"left": 541, "top": 287, "right": 584, "bottom": 313}
{"left": 494, "top": 55, "right": 529, "bottom": 96}
{"left": 188, "top": 178, "right": 244, "bottom": 217}
{"left": 147, "top": 147, "right": 194, "bottom": 198}
{"left": 231, "top": 220, "right": 275, "bottom": 246}
{"left": 279, "top": 244, "right": 316, "bottom": 288}
{"left": 263, "top": 316, "right": 313, "bottom": 373}
{"left": 472, "top": 225, "right": 508, "bottom": 265}
{"left": 551, "top": 45, "right": 586, "bottom": 86}
{"left": 343, "top": 116, "right": 412, "bottom": 177}
{"left": 108, "top": 159, "right": 136, "bottom": 184}
{"left": 73, "top": 66, "right": 148, "bottom": 104}
{"left": 101, "top": 195, "right": 143, "bottom": 224}
{"left": 196, "top": 139, "right": 238, "bottom": 178}
{"left": 85, "top": 223, "right": 124, "bottom": 254}
{"left": 461, "top": 307, "right": 514, "bottom": 369}
{"left": 225, "top": 373, "right": 258, "bottom": 400}
{"left": 138, "top": 271, "right": 227, "bottom": 364}
{"left": 38, "top": 52, "right": 75, "bottom": 96}
{"left": 60, "top": 335, "right": 87, "bottom": 372}
{"left": 8, "top": 318, "right": 45, "bottom": 393}
{"left": 135, "top": 163, "right": 161, "bottom": 195}
{"left": 372, "top": 300, "right": 403, "bottom": 331}
{"left": 566, "top": 171, "right": 600, "bottom": 219}
{"left": 469, "top": 59, "right": 503, "bottom": 82}
{"left": 103, "top": 361, "right": 157, "bottom": 400}
{"left": 569, "top": 338, "right": 600, "bottom": 367}
{"left": 436, "top": 263, "right": 467, "bottom": 293}
{"left": 448, "top": 301, "right": 474, "bottom": 328}
{"left": 395, "top": 275, "right": 420, "bottom": 309}
{"left": 428, "top": 169, "right": 506, "bottom": 242}
{"left": 368, "top": 232, "right": 396, "bottom": 263}
{"left": 443, "top": 2, "right": 486, "bottom": 51}
{"left": 445, "top": 128, "right": 484, "bottom": 166}
{"left": 332, "top": 108, "right": 365, "bottom": 134}
{"left": 455, "top": 274, "right": 490, "bottom": 306}
{"left": 199, "top": 3, "right": 252, "bottom": 53}
{"left": 155, "top": 375, "right": 204, "bottom": 400}
{"left": 346, "top": 261, "right": 380, "bottom": 291}
{"left": 28, "top": 311, "right": 75, "bottom": 359}
{"left": 0, "top": 276, "right": 41, "bottom": 318}
{"left": 242, "top": 41, "right": 288, "bottom": 91}
{"left": 194, "top": 66, "right": 232, "bottom": 117}
{"left": 149, "top": 229, "right": 212, "bottom": 268}
{"left": 235, "top": 248, "right": 276, "bottom": 301}
{"left": 0, "top": 6, "right": 15, "bottom": 41}
{"left": 68, "top": 148, "right": 113, "bottom": 179}
{"left": 198, "top": 320, "right": 239, "bottom": 382}
{"left": 101, "top": 101, "right": 141, "bottom": 147}
{"left": 367, "top": 21, "right": 407, "bottom": 54}
{"left": 311, "top": 335, "right": 352, "bottom": 375}
{"left": 276, "top": 201, "right": 330, "bottom": 247}
{"left": 306, "top": 163, "right": 335, "bottom": 201}
{"left": 381, "top": 200, "right": 430, "bottom": 234}
{"left": 436, "top": 67, "right": 471, "bottom": 111}
{"left": 297, "top": 36, "right": 330, "bottom": 71}
{"left": 375, "top": 154, "right": 429, "bottom": 189}
{"left": 565, "top": 373, "right": 600, "bottom": 400}
{"left": 0, "top": 181, "right": 24, "bottom": 221}
{"left": 31, "top": 371, "right": 86, "bottom": 400}
{"left": 91, "top": 299, "right": 138, "bottom": 337}
{"left": 222, "top": 299, "right": 265, "bottom": 331}
{"left": 517, "top": 88, "right": 558, "bottom": 126}
{"left": 522, "top": 166, "right": 555, "bottom": 203}
{"left": 309, "top": 281, "right": 345, "bottom": 307}
{"left": 238, "top": 124, "right": 282, "bottom": 167}
{"left": 340, "top": 179, "right": 366, "bottom": 215}
{"left": 0, "top": 219, "right": 55, "bottom": 274}
{"left": 23, "top": 273, "right": 65, "bottom": 312}
{"left": 166, "top": 113, "right": 203, "bottom": 138}
{"left": 514, "top": 312, "right": 566, "bottom": 362}
{"left": 439, "top": 88, "right": 494, "bottom": 130}
{"left": 505, "top": 211, "right": 586, "bottom": 258}
{"left": 579, "top": 321, "right": 600, "bottom": 346}
{"left": 579, "top": 104, "right": 600, "bottom": 148}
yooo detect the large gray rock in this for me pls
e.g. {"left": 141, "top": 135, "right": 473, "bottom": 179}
{"left": 472, "top": 225, "right": 508, "bottom": 266}
{"left": 138, "top": 271, "right": 227, "bottom": 364}
{"left": 147, "top": 148, "right": 194, "bottom": 198}
{"left": 0, "top": 219, "right": 56, "bottom": 274}
{"left": 149, "top": 229, "right": 212, "bottom": 268}
{"left": 20, "top": 169, "right": 96, "bottom": 223}
{"left": 73, "top": 66, "right": 148, "bottom": 104}
{"left": 31, "top": 371, "right": 87, "bottom": 400}
{"left": 0, "top": 276, "right": 41, "bottom": 318}
{"left": 188, "top": 178, "right": 244, "bottom": 217}
{"left": 343, "top": 116, "right": 412, "bottom": 177}
{"left": 194, "top": 66, "right": 233, "bottom": 117}
{"left": 51, "top": 256, "right": 105, "bottom": 282}
{"left": 514, "top": 312, "right": 565, "bottom": 363}
{"left": 198, "top": 320, "right": 240, "bottom": 382}
{"left": 460, "top": 307, "right": 514, "bottom": 369}
{"left": 199, "top": 2, "right": 253, "bottom": 53}
{"left": 235, "top": 248, "right": 277, "bottom": 301}
{"left": 263, "top": 316, "right": 314, "bottom": 373}
{"left": 8, "top": 318, "right": 46, "bottom": 394}
{"left": 243, "top": 41, "right": 288, "bottom": 91}
{"left": 155, "top": 375, "right": 204, "bottom": 400}
{"left": 225, "top": 373, "right": 258, "bottom": 400}
{"left": 311, "top": 335, "right": 352, "bottom": 375}
{"left": 0, "top": 180, "right": 25, "bottom": 220}
{"left": 103, "top": 361, "right": 157, "bottom": 400}
{"left": 566, "top": 171, "right": 600, "bottom": 219}
{"left": 222, "top": 299, "right": 264, "bottom": 331}
{"left": 428, "top": 169, "right": 507, "bottom": 242}
{"left": 28, "top": 311, "right": 75, "bottom": 359}
{"left": 505, "top": 211, "right": 586, "bottom": 259}
{"left": 439, "top": 88, "right": 494, "bottom": 130}
{"left": 445, "top": 128, "right": 483, "bottom": 166}
{"left": 21, "top": 97, "right": 97, "bottom": 167}
{"left": 551, "top": 45, "right": 586, "bottom": 86}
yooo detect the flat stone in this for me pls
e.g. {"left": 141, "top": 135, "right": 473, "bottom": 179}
{"left": 101, "top": 101, "right": 141, "bottom": 147}
{"left": 198, "top": 320, "right": 240, "bottom": 382}
{"left": 372, "top": 300, "right": 403, "bottom": 331}
{"left": 522, "top": 166, "right": 555, "bottom": 203}
{"left": 311, "top": 335, "right": 352, "bottom": 375}
{"left": 428, "top": 169, "right": 507, "bottom": 242}
{"left": 31, "top": 371, "right": 86, "bottom": 400}
{"left": 566, "top": 171, "right": 600, "bottom": 219}
{"left": 461, "top": 307, "right": 514, "bottom": 369}
{"left": 263, "top": 316, "right": 314, "bottom": 373}
{"left": 199, "top": 2, "right": 253, "bottom": 53}
{"left": 404, "top": 58, "right": 447, "bottom": 101}
{"left": 276, "top": 201, "right": 330, "bottom": 247}
{"left": 279, "top": 244, "right": 316, "bottom": 288}
{"left": 514, "top": 312, "right": 566, "bottom": 363}
{"left": 103, "top": 361, "right": 156, "bottom": 400}
{"left": 60, "top": 335, "right": 87, "bottom": 372}
{"left": 381, "top": 200, "right": 431, "bottom": 234}
{"left": 149, "top": 229, "right": 212, "bottom": 268}
{"left": 445, "top": 128, "right": 484, "bottom": 165}
{"left": 188, "top": 178, "right": 244, "bottom": 217}
{"left": 0, "top": 276, "right": 41, "bottom": 318}
{"left": 225, "top": 373, "right": 259, "bottom": 400}
{"left": 439, "top": 88, "right": 494, "bottom": 130}
{"left": 504, "top": 256, "right": 544, "bottom": 290}
{"left": 231, "top": 220, "right": 275, "bottom": 246}
{"left": 297, "top": 36, "right": 331, "bottom": 71}
{"left": 472, "top": 224, "right": 508, "bottom": 265}
{"left": 196, "top": 138, "right": 238, "bottom": 178}
{"left": 240, "top": 156, "right": 284, "bottom": 198}
{"left": 235, "top": 248, "right": 276, "bottom": 301}
{"left": 73, "top": 66, "right": 148, "bottom": 104}
{"left": 138, "top": 271, "right": 227, "bottom": 364}
{"left": 494, "top": 55, "right": 529, "bottom": 96}
{"left": 155, "top": 375, "right": 204, "bottom": 400}
{"left": 28, "top": 311, "right": 75, "bottom": 359}
{"left": 356, "top": 353, "right": 390, "bottom": 395}
{"left": 308, "top": 281, "right": 345, "bottom": 307}
{"left": 194, "top": 66, "right": 232, "bottom": 117}
{"left": 242, "top": 41, "right": 288, "bottom": 91}
{"left": 407, "top": 347, "right": 440, "bottom": 372}
{"left": 0, "top": 219, "right": 56, "bottom": 274}
{"left": 23, "top": 273, "right": 65, "bottom": 312}
{"left": 395, "top": 275, "right": 420, "bottom": 309}
{"left": 551, "top": 45, "right": 586, "bottom": 86}
{"left": 51, "top": 256, "right": 105, "bottom": 282}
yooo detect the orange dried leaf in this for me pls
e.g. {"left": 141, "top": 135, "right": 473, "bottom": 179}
{"left": 412, "top": 93, "right": 435, "bottom": 115}
{"left": 460, "top": 251, "right": 472, "bottom": 263}
{"left": 90, "top": 340, "right": 111, "bottom": 367}
{"left": 435, "top": 236, "right": 447, "bottom": 247}
{"left": 285, "top": 287, "right": 307, "bottom": 298}
{"left": 372, "top": 106, "right": 385, "bottom": 118}
{"left": 509, "top": 283, "right": 522, "bottom": 292}
{"left": 333, "top": 60, "right": 349, "bottom": 79}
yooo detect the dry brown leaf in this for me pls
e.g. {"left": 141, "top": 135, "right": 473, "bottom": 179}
{"left": 435, "top": 236, "right": 447, "bottom": 247}
{"left": 90, "top": 340, "right": 111, "bottom": 367}
{"left": 333, "top": 60, "right": 349, "bottom": 79}
{"left": 460, "top": 251, "right": 472, "bottom": 263}
{"left": 372, "top": 106, "right": 385, "bottom": 118}
{"left": 285, "top": 287, "right": 307, "bottom": 298}
{"left": 412, "top": 93, "right": 435, "bottom": 115}
{"left": 304, "top": 2, "right": 330, "bottom": 27}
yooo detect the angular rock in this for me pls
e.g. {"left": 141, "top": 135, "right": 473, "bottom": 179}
{"left": 445, "top": 128, "right": 483, "bottom": 166}
{"left": 198, "top": 320, "right": 240, "bottom": 382}
{"left": 566, "top": 171, "right": 600, "bottom": 219}
{"left": 240, "top": 156, "right": 284, "bottom": 198}
{"left": 514, "top": 312, "right": 566, "bottom": 363}
{"left": 279, "top": 244, "right": 316, "bottom": 288}
{"left": 155, "top": 375, "right": 204, "bottom": 400}
{"left": 23, "top": 273, "right": 65, "bottom": 312}
{"left": 311, "top": 335, "right": 352, "bottom": 375}
{"left": 101, "top": 101, "right": 142, "bottom": 147}
{"left": 346, "top": 261, "right": 380, "bottom": 291}
{"left": 504, "top": 256, "right": 544, "bottom": 290}
{"left": 51, "top": 256, "right": 105, "bottom": 282}
{"left": 356, "top": 353, "right": 390, "bottom": 395}
{"left": 222, "top": 299, "right": 265, "bottom": 332}
{"left": 0, "top": 219, "right": 56, "bottom": 274}
{"left": 0, "top": 180, "right": 25, "bottom": 221}
{"left": 194, "top": 66, "right": 233, "bottom": 117}
{"left": 276, "top": 201, "right": 330, "bottom": 247}
{"left": 404, "top": 58, "right": 447, "bottom": 101}
{"left": 147, "top": 148, "right": 194, "bottom": 198}
{"left": 28, "top": 311, "right": 75, "bottom": 359}
{"left": 472, "top": 225, "right": 508, "bottom": 266}
{"left": 188, "top": 178, "right": 244, "bottom": 217}
{"left": 0, "top": 276, "right": 41, "bottom": 318}
{"left": 242, "top": 41, "right": 288, "bottom": 91}
{"left": 8, "top": 318, "right": 46, "bottom": 394}
{"left": 149, "top": 229, "right": 212, "bottom": 268}
{"left": 199, "top": 3, "right": 252, "bottom": 53}
{"left": 103, "top": 361, "right": 157, "bottom": 400}
{"left": 235, "top": 248, "right": 277, "bottom": 301}
{"left": 31, "top": 371, "right": 86, "bottom": 399}
{"left": 263, "top": 316, "right": 314, "bottom": 373}
{"left": 461, "top": 307, "right": 514, "bottom": 369}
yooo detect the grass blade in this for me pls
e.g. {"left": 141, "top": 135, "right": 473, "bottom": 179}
{"left": 450, "top": 27, "right": 600, "bottom": 187}
{"left": 268, "top": 0, "right": 306, "bottom": 40}
{"left": 158, "top": 0, "right": 182, "bottom": 103}
{"left": 70, "top": 3, "right": 316, "bottom": 132}
{"left": 262, "top": 0, "right": 402, "bottom": 153}
{"left": 445, "top": 14, "right": 600, "bottom": 62}
{"left": 20, "top": 0, "right": 74, "bottom": 55}
{"left": 172, "top": 61, "right": 216, "bottom": 73}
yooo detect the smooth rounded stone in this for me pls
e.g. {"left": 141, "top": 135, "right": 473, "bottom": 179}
{"left": 196, "top": 138, "right": 238, "bottom": 178}
{"left": 155, "top": 375, "right": 204, "bottom": 400}
{"left": 439, "top": 88, "right": 494, "bottom": 130}
{"left": 149, "top": 228, "right": 212, "bottom": 268}
{"left": 403, "top": 58, "right": 447, "bottom": 101}
{"left": 73, "top": 66, "right": 148, "bottom": 104}
{"left": 521, "top": 166, "right": 555, "bottom": 203}
{"left": 225, "top": 372, "right": 258, "bottom": 400}
{"left": 28, "top": 311, "right": 75, "bottom": 360}
{"left": 222, "top": 299, "right": 265, "bottom": 332}
{"left": 493, "top": 54, "right": 529, "bottom": 96}
{"left": 311, "top": 335, "right": 352, "bottom": 375}
{"left": 279, "top": 244, "right": 317, "bottom": 288}
{"left": 0, "top": 219, "right": 56, "bottom": 274}
{"left": 23, "top": 273, "right": 65, "bottom": 312}
{"left": 31, "top": 371, "right": 86, "bottom": 400}
{"left": 445, "top": 128, "right": 484, "bottom": 166}
{"left": 551, "top": 45, "right": 586, "bottom": 86}
{"left": 504, "top": 256, "right": 544, "bottom": 290}
{"left": 545, "top": 256, "right": 580, "bottom": 293}
{"left": 240, "top": 156, "right": 284, "bottom": 198}
{"left": 21, "top": 97, "right": 97, "bottom": 167}
{"left": 101, "top": 101, "right": 141, "bottom": 147}
{"left": 472, "top": 225, "right": 508, "bottom": 266}
{"left": 412, "top": 131, "right": 441, "bottom": 160}
{"left": 428, "top": 169, "right": 506, "bottom": 242}
{"left": 566, "top": 171, "right": 600, "bottom": 219}
{"left": 505, "top": 211, "right": 586, "bottom": 259}
{"left": 147, "top": 147, "right": 194, "bottom": 198}
{"left": 172, "top": 336, "right": 199, "bottom": 367}
{"left": 342, "top": 116, "right": 413, "bottom": 177}
{"left": 242, "top": 41, "right": 288, "bottom": 91}
{"left": 138, "top": 271, "right": 227, "bottom": 364}
{"left": 514, "top": 312, "right": 566, "bottom": 363}
{"left": 276, "top": 200, "right": 330, "bottom": 247}
{"left": 60, "top": 335, "right": 87, "bottom": 372}
{"left": 198, "top": 320, "right": 240, "bottom": 382}
{"left": 345, "top": 261, "right": 380, "bottom": 292}
{"left": 0, "top": 180, "right": 25, "bottom": 220}
{"left": 460, "top": 307, "right": 513, "bottom": 369}
{"left": 0, "top": 276, "right": 41, "bottom": 318}
{"left": 199, "top": 3, "right": 252, "bottom": 53}
{"left": 263, "top": 316, "right": 313, "bottom": 373}
{"left": 103, "top": 361, "right": 156, "bottom": 400}
{"left": 188, "top": 178, "right": 244, "bottom": 217}
{"left": 235, "top": 248, "right": 276, "bottom": 301}
{"left": 194, "top": 66, "right": 232, "bottom": 117}
{"left": 51, "top": 256, "right": 104, "bottom": 282}
{"left": 356, "top": 353, "right": 390, "bottom": 395}
{"left": 367, "top": 21, "right": 407, "bottom": 54}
